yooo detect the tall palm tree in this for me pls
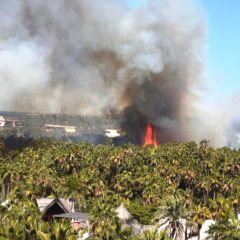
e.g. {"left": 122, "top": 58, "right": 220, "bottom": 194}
{"left": 154, "top": 196, "right": 191, "bottom": 240}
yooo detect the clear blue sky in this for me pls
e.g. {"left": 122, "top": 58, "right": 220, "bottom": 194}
{"left": 128, "top": 0, "right": 240, "bottom": 102}
{"left": 202, "top": 0, "right": 240, "bottom": 101}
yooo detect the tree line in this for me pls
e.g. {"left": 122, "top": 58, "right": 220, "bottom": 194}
{"left": 0, "top": 138, "right": 239, "bottom": 239}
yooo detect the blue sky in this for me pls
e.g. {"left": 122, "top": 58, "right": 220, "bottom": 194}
{"left": 128, "top": 0, "right": 240, "bottom": 102}
{"left": 202, "top": 0, "right": 240, "bottom": 101}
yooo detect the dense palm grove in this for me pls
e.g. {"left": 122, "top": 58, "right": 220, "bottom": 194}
{"left": 0, "top": 138, "right": 239, "bottom": 239}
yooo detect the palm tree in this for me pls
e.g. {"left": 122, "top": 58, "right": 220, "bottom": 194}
{"left": 154, "top": 196, "right": 191, "bottom": 240}
{"left": 135, "top": 229, "right": 172, "bottom": 240}
{"left": 189, "top": 204, "right": 211, "bottom": 240}
{"left": 90, "top": 198, "right": 132, "bottom": 240}
{"left": 207, "top": 200, "right": 240, "bottom": 240}
{"left": 37, "top": 220, "right": 77, "bottom": 240}
{"left": 207, "top": 218, "right": 240, "bottom": 240}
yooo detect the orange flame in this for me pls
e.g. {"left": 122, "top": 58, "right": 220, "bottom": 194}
{"left": 142, "top": 123, "right": 158, "bottom": 148}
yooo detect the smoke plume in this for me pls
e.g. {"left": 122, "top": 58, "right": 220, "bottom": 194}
{"left": 0, "top": 0, "right": 215, "bottom": 144}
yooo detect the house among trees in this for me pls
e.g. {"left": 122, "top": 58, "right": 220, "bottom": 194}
{"left": 54, "top": 212, "right": 90, "bottom": 230}
{"left": 105, "top": 129, "right": 120, "bottom": 138}
{"left": 44, "top": 124, "right": 76, "bottom": 134}
{"left": 36, "top": 198, "right": 90, "bottom": 230}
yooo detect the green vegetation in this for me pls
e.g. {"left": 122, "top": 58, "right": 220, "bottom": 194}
{"left": 135, "top": 229, "right": 171, "bottom": 240}
{"left": 207, "top": 198, "right": 240, "bottom": 240}
{"left": 0, "top": 138, "right": 239, "bottom": 239}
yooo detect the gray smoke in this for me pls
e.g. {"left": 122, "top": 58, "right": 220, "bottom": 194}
{"left": 2, "top": 0, "right": 228, "bottom": 144}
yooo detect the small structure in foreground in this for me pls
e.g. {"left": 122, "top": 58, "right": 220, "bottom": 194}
{"left": 36, "top": 198, "right": 90, "bottom": 230}
{"left": 36, "top": 198, "right": 74, "bottom": 220}
{"left": 53, "top": 212, "right": 90, "bottom": 230}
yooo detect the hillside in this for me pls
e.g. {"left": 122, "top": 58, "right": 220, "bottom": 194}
{"left": 0, "top": 112, "right": 130, "bottom": 147}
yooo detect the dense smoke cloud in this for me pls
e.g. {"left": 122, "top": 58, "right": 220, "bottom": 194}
{"left": 1, "top": 0, "right": 228, "bottom": 144}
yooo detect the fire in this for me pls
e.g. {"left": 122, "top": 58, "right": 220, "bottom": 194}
{"left": 142, "top": 123, "right": 158, "bottom": 148}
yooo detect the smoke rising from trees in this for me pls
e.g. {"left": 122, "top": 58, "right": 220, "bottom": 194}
{"left": 0, "top": 0, "right": 237, "bottom": 145}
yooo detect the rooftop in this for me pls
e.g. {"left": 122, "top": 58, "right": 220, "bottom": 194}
{"left": 53, "top": 212, "right": 90, "bottom": 220}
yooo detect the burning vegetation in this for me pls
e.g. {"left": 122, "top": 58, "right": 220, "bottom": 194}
{"left": 142, "top": 123, "right": 158, "bottom": 148}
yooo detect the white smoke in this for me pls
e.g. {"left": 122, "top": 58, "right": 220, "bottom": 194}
{"left": 0, "top": 0, "right": 202, "bottom": 110}
{"left": 0, "top": 40, "right": 49, "bottom": 111}
{"left": 0, "top": 0, "right": 234, "bottom": 146}
{"left": 198, "top": 94, "right": 240, "bottom": 147}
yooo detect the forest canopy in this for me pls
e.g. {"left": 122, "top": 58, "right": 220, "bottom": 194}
{"left": 0, "top": 138, "right": 239, "bottom": 239}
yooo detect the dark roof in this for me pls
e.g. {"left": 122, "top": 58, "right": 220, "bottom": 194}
{"left": 36, "top": 198, "right": 74, "bottom": 214}
{"left": 42, "top": 199, "right": 68, "bottom": 215}
{"left": 53, "top": 212, "right": 90, "bottom": 220}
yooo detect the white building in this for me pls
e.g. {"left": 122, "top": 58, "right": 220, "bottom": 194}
{"left": 199, "top": 220, "right": 215, "bottom": 240}
{"left": 44, "top": 124, "right": 76, "bottom": 134}
{"left": 0, "top": 116, "right": 6, "bottom": 127}
{"left": 105, "top": 129, "right": 120, "bottom": 138}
